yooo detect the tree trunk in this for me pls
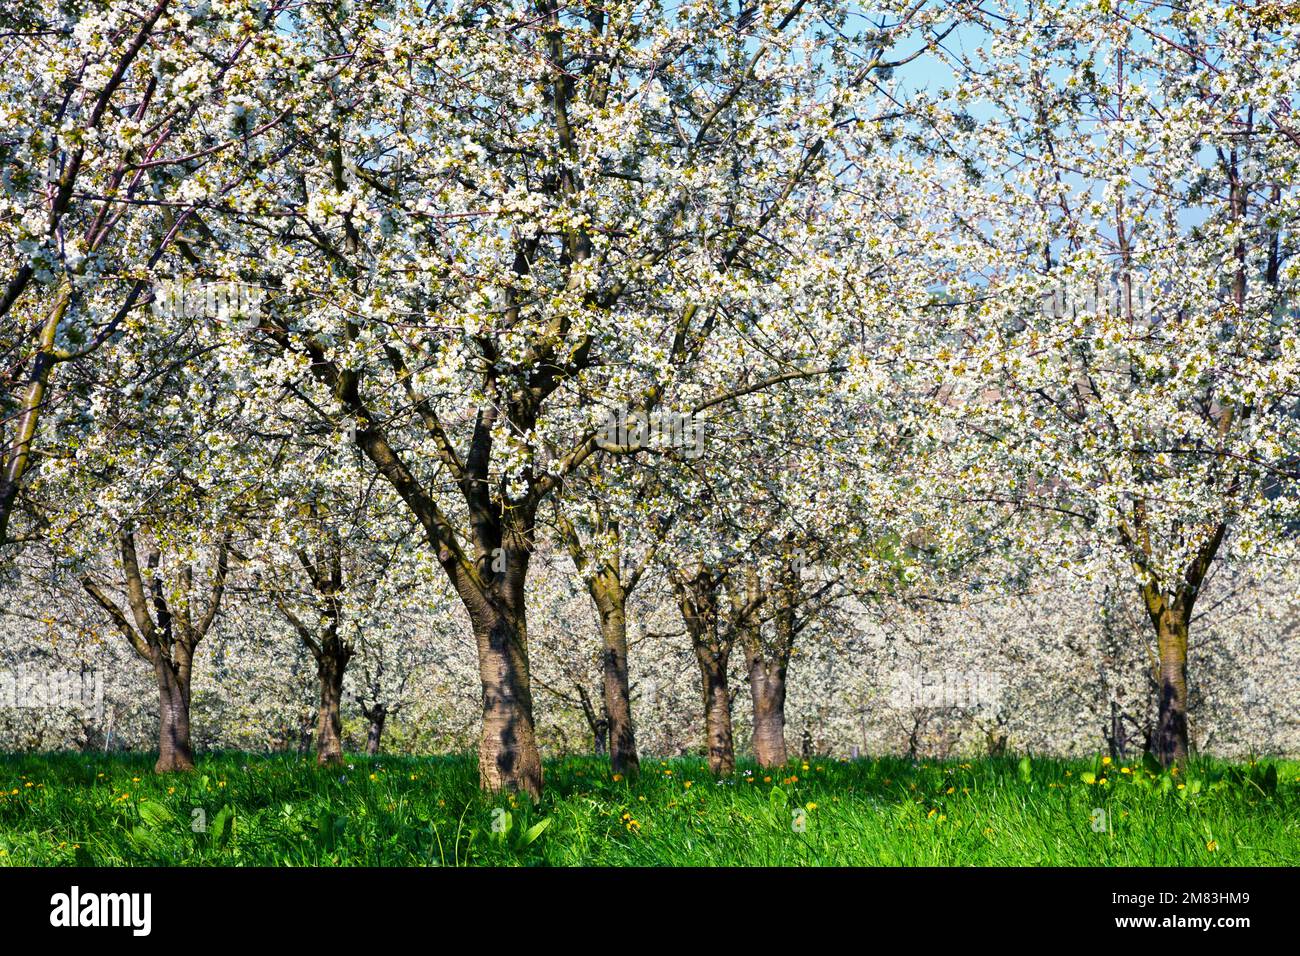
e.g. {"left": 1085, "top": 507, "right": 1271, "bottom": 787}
{"left": 154, "top": 656, "right": 194, "bottom": 773}
{"left": 1154, "top": 607, "right": 1189, "bottom": 767}
{"left": 596, "top": 585, "right": 639, "bottom": 776}
{"left": 472, "top": 605, "right": 543, "bottom": 799}
{"left": 365, "top": 706, "right": 386, "bottom": 755}
{"left": 316, "top": 655, "right": 346, "bottom": 766}
{"left": 749, "top": 656, "right": 788, "bottom": 767}
{"left": 1138, "top": 525, "right": 1221, "bottom": 769}
{"left": 674, "top": 567, "right": 738, "bottom": 777}
{"left": 697, "top": 650, "right": 735, "bottom": 776}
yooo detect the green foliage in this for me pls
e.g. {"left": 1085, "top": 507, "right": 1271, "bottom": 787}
{"left": 0, "top": 752, "right": 1297, "bottom": 866}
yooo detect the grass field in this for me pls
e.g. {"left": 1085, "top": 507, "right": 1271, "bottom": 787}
{"left": 1, "top": 752, "right": 1297, "bottom": 866}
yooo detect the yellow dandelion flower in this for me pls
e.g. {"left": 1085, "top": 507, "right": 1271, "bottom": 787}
{"left": 1206, "top": 840, "right": 1218, "bottom": 852}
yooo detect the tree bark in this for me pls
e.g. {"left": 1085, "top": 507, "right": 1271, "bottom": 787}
{"left": 594, "top": 578, "right": 639, "bottom": 776}
{"left": 745, "top": 560, "right": 797, "bottom": 768}
{"left": 673, "top": 567, "right": 737, "bottom": 776}
{"left": 697, "top": 649, "right": 735, "bottom": 776}
{"left": 471, "top": 603, "right": 543, "bottom": 799}
{"left": 1135, "top": 525, "right": 1222, "bottom": 768}
{"left": 154, "top": 656, "right": 194, "bottom": 773}
{"left": 1153, "top": 607, "right": 1189, "bottom": 767}
{"left": 673, "top": 566, "right": 763, "bottom": 777}
{"left": 316, "top": 654, "right": 346, "bottom": 766}
{"left": 364, "top": 705, "right": 386, "bottom": 755}
{"left": 558, "top": 510, "right": 645, "bottom": 778}
{"left": 749, "top": 656, "right": 788, "bottom": 767}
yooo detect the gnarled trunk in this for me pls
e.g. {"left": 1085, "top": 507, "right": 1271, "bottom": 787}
{"left": 316, "top": 655, "right": 346, "bottom": 766}
{"left": 749, "top": 656, "right": 788, "bottom": 767}
{"left": 154, "top": 656, "right": 194, "bottom": 773}
{"left": 471, "top": 603, "right": 543, "bottom": 799}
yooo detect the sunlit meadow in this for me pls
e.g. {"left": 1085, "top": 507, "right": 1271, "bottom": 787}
{"left": 1, "top": 754, "right": 1296, "bottom": 866}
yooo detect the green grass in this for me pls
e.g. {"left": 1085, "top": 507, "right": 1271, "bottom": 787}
{"left": 1, "top": 751, "right": 1297, "bottom": 865}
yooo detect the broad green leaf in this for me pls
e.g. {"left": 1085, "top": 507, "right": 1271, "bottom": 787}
{"left": 212, "top": 804, "right": 236, "bottom": 850}
{"left": 138, "top": 800, "right": 174, "bottom": 830}
{"left": 519, "top": 817, "right": 551, "bottom": 848}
